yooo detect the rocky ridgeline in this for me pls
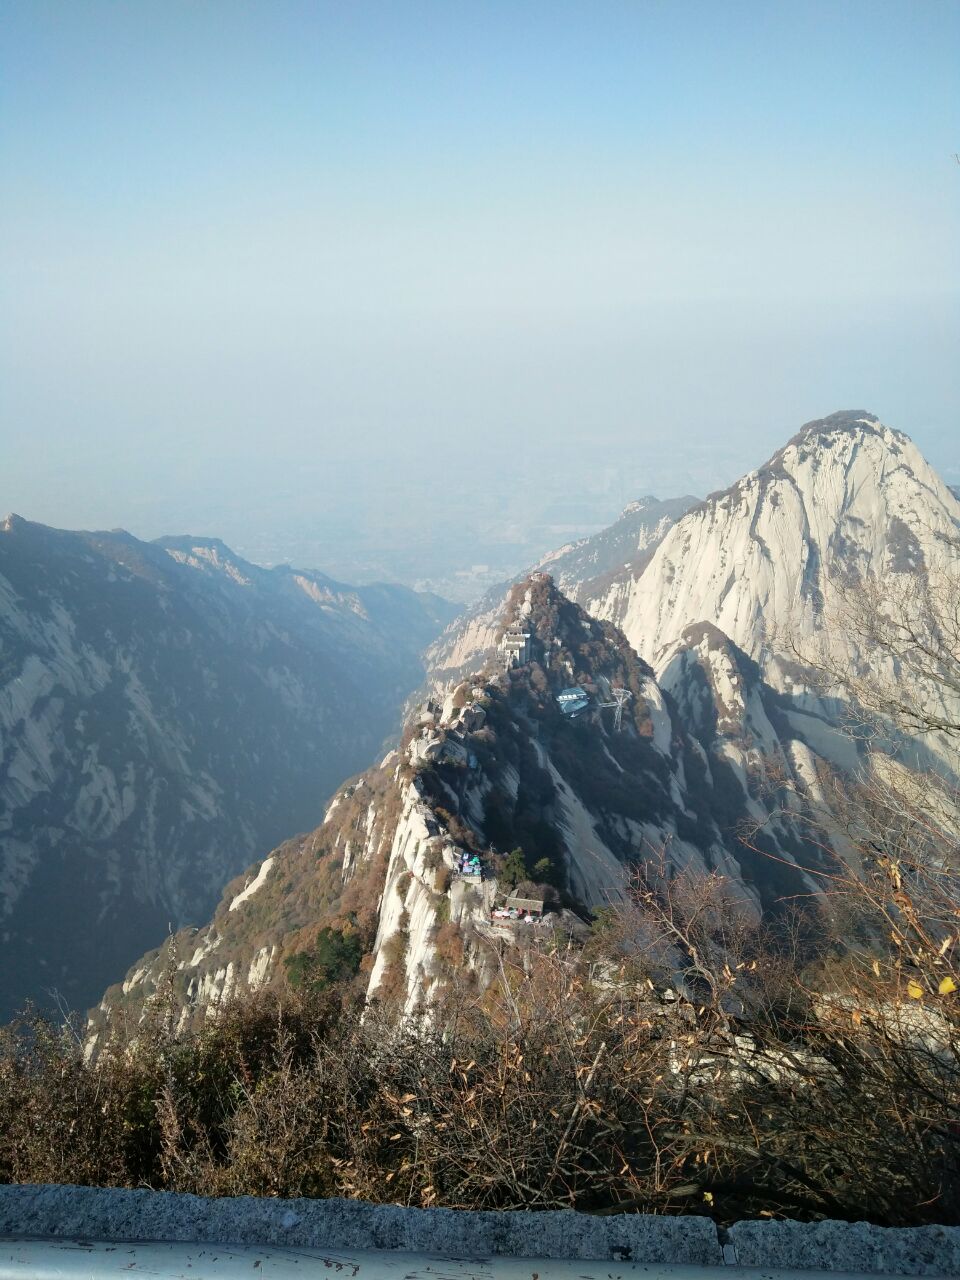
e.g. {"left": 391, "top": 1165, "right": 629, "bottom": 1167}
{"left": 428, "top": 415, "right": 960, "bottom": 730}
{"left": 589, "top": 412, "right": 960, "bottom": 689}
{"left": 88, "top": 572, "right": 837, "bottom": 1048}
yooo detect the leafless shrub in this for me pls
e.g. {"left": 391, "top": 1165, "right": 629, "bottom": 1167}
{"left": 1, "top": 883, "right": 957, "bottom": 1224}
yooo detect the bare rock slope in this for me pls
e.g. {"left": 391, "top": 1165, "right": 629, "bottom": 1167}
{"left": 87, "top": 412, "right": 960, "bottom": 1043}
{"left": 589, "top": 412, "right": 960, "bottom": 691}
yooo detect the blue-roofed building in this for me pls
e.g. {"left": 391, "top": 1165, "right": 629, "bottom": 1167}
{"left": 556, "top": 686, "right": 590, "bottom": 718}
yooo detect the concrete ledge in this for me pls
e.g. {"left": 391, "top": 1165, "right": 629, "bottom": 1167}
{"left": 0, "top": 1187, "right": 720, "bottom": 1266}
{"left": 1, "top": 1186, "right": 959, "bottom": 1275}
{"left": 727, "top": 1219, "right": 960, "bottom": 1276}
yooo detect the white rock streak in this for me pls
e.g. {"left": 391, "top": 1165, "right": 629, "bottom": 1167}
{"left": 228, "top": 856, "right": 276, "bottom": 912}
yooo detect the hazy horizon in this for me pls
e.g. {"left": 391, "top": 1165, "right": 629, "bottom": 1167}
{"left": 2, "top": 1, "right": 958, "bottom": 594}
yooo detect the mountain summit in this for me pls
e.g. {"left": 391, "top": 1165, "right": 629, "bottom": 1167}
{"left": 423, "top": 494, "right": 697, "bottom": 693}
{"left": 589, "top": 412, "right": 960, "bottom": 684}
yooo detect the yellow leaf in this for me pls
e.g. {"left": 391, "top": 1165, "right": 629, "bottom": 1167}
{"left": 872, "top": 959, "right": 881, "bottom": 978}
{"left": 938, "top": 976, "right": 957, "bottom": 995}
{"left": 703, "top": 1191, "right": 714, "bottom": 1205}
{"left": 906, "top": 980, "right": 924, "bottom": 999}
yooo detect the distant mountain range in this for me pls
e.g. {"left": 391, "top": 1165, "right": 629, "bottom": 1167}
{"left": 0, "top": 518, "right": 454, "bottom": 1020}
{"left": 87, "top": 411, "right": 960, "bottom": 1042}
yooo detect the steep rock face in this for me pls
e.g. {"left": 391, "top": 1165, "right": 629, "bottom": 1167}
{"left": 589, "top": 414, "right": 960, "bottom": 701}
{"left": 0, "top": 517, "right": 454, "bottom": 1020}
{"left": 423, "top": 495, "right": 696, "bottom": 693}
{"left": 89, "top": 575, "right": 832, "bottom": 1047}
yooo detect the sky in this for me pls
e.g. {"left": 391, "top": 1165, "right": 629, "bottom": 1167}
{"left": 2, "top": 0, "right": 958, "bottom": 587}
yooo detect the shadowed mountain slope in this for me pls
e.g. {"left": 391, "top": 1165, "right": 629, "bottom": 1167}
{"left": 0, "top": 516, "right": 454, "bottom": 1019}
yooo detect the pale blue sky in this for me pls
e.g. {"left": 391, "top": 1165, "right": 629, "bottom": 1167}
{"left": 2, "top": 1, "right": 958, "bottom": 582}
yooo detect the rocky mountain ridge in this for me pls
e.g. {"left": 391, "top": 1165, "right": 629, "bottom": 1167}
{"left": 589, "top": 412, "right": 960, "bottom": 694}
{"left": 423, "top": 412, "right": 959, "bottom": 785}
{"left": 0, "top": 516, "right": 454, "bottom": 1019}
{"left": 89, "top": 573, "right": 837, "bottom": 1046}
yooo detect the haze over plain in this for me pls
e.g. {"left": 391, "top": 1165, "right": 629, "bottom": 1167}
{"left": 1, "top": 0, "right": 958, "bottom": 596}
